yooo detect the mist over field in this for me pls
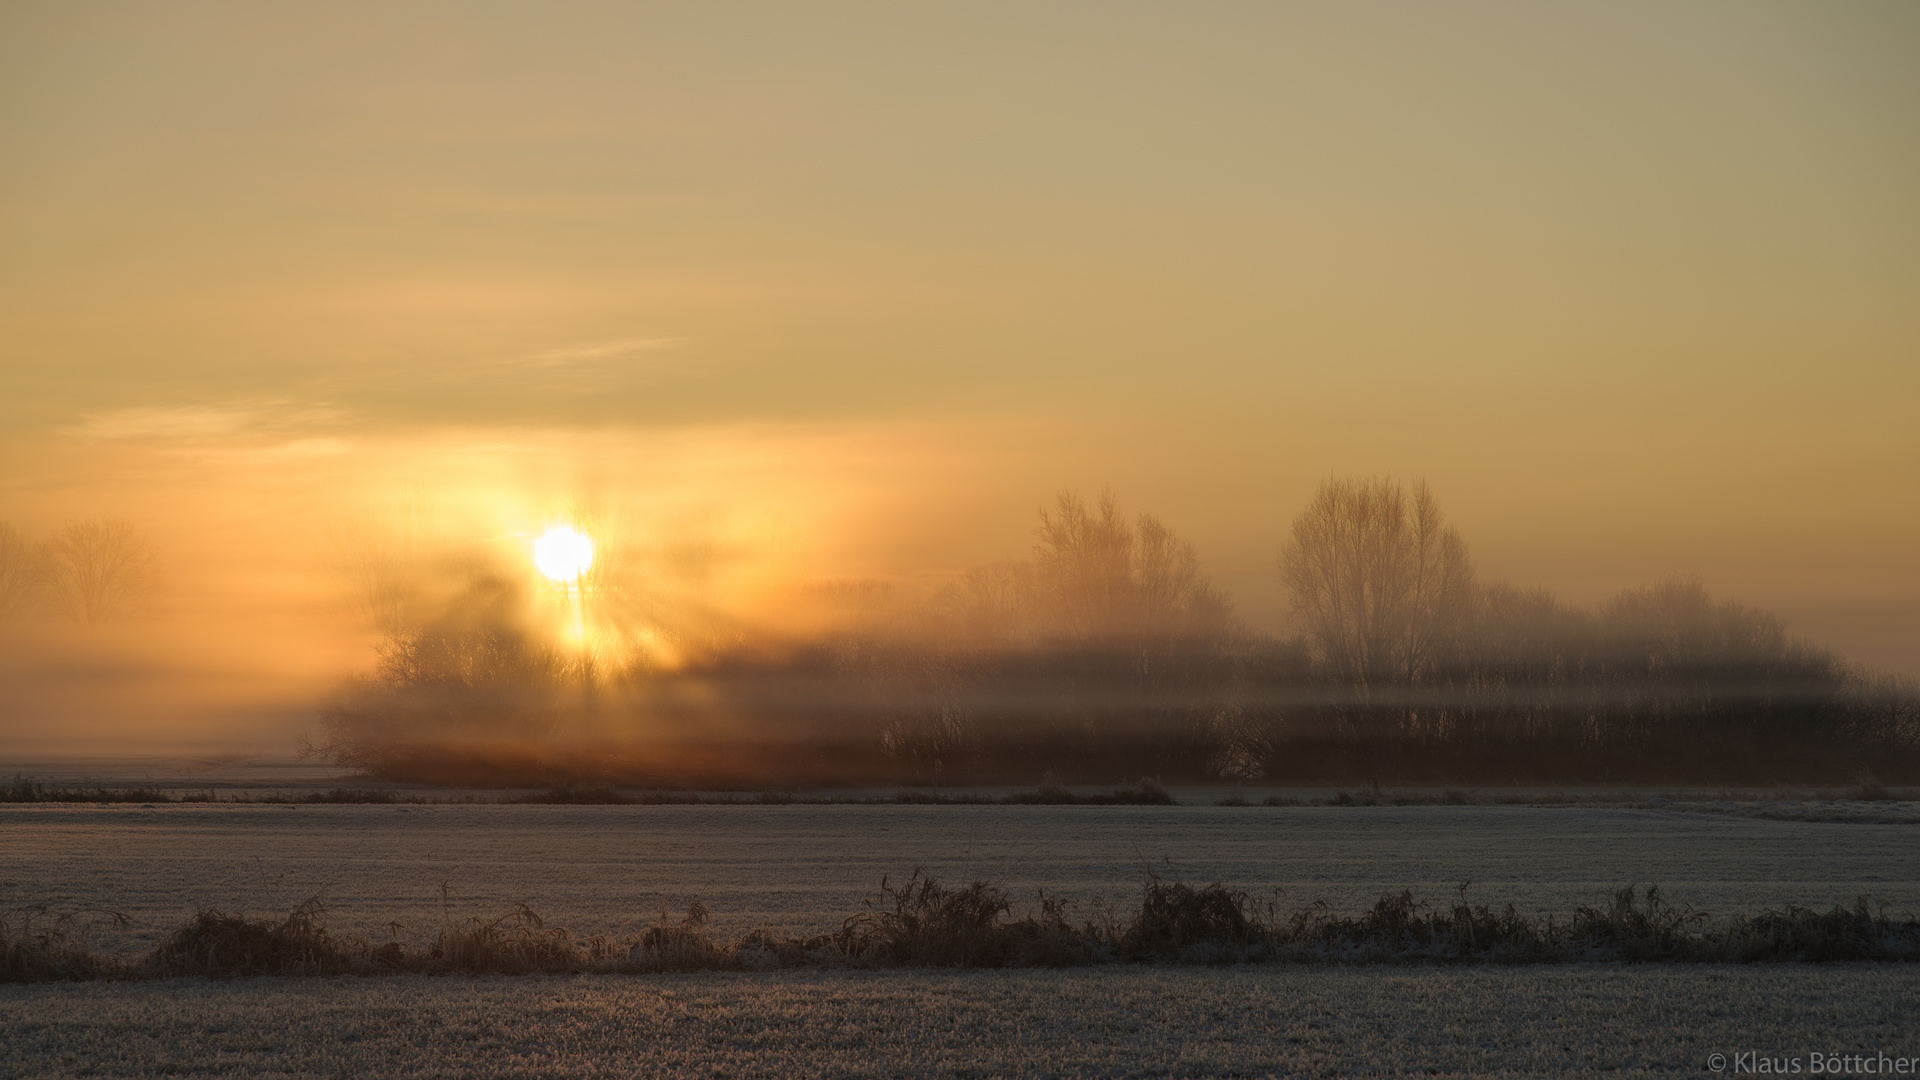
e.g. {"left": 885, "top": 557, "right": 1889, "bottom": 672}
{"left": 4, "top": 1, "right": 1918, "bottom": 783}
{"left": 3, "top": 471, "right": 1915, "bottom": 785}
{"left": 5, "top": 5, "right": 1920, "bottom": 1077}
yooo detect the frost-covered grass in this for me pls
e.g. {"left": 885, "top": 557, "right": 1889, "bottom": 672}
{"left": 5, "top": 965, "right": 1917, "bottom": 1078}
{"left": 7, "top": 792, "right": 1918, "bottom": 1074}
{"left": 7, "top": 802, "right": 1916, "bottom": 958}
{"left": 1642, "top": 798, "right": 1920, "bottom": 825}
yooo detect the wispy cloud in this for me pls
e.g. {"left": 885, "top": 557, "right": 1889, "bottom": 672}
{"left": 67, "top": 399, "right": 346, "bottom": 449}
{"left": 522, "top": 337, "right": 687, "bottom": 367}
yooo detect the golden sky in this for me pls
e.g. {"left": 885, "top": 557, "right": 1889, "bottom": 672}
{"left": 2, "top": 2, "right": 1917, "bottom": 749}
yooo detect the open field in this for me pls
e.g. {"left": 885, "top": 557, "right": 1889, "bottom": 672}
{"left": 7, "top": 966, "right": 1919, "bottom": 1078}
{"left": 4, "top": 799, "right": 1918, "bottom": 956}
{"left": 8, "top": 761, "right": 1917, "bottom": 1073}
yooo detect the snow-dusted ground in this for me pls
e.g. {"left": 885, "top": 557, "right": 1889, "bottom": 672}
{"left": 1648, "top": 798, "right": 1920, "bottom": 825}
{"left": 7, "top": 788, "right": 1917, "bottom": 1077}
{"left": 6, "top": 966, "right": 1917, "bottom": 1078}
{"left": 3, "top": 801, "right": 1916, "bottom": 956}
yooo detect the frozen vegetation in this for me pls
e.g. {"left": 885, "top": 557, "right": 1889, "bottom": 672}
{"left": 5, "top": 796, "right": 1916, "bottom": 1075}
{"left": 6, "top": 966, "right": 1918, "bottom": 1078}
{"left": 6, "top": 800, "right": 1919, "bottom": 982}
{"left": 4, "top": 801, "right": 1916, "bottom": 957}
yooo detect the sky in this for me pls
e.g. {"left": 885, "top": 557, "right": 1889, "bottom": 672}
{"left": 2, "top": 1, "right": 1917, "bottom": 753}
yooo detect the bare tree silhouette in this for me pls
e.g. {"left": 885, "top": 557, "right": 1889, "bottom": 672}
{"left": 0, "top": 521, "right": 42, "bottom": 618}
{"left": 41, "top": 518, "right": 157, "bottom": 624}
{"left": 1279, "top": 477, "right": 1474, "bottom": 687}
{"left": 1134, "top": 513, "right": 1234, "bottom": 640}
{"left": 328, "top": 525, "right": 427, "bottom": 637}
{"left": 1034, "top": 489, "right": 1137, "bottom": 637}
{"left": 1030, "top": 489, "right": 1234, "bottom": 640}
{"left": 934, "top": 562, "right": 1033, "bottom": 646}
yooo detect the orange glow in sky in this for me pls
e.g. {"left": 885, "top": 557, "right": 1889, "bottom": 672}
{"left": 1, "top": 0, "right": 1915, "bottom": 753}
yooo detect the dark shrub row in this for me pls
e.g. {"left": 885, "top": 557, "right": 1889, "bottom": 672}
{"left": 8, "top": 873, "right": 1917, "bottom": 982}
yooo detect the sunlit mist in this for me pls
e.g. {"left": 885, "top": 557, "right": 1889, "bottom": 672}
{"left": 6, "top": 11, "right": 1918, "bottom": 1080}
{"left": 0, "top": 1, "right": 1914, "bottom": 765}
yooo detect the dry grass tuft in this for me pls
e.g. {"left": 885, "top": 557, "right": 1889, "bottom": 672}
{"left": 1, "top": 906, "right": 126, "bottom": 982}
{"left": 426, "top": 903, "right": 581, "bottom": 973}
{"left": 1850, "top": 772, "right": 1895, "bottom": 802}
{"left": 836, "top": 871, "right": 1105, "bottom": 967}
{"left": 838, "top": 872, "right": 1014, "bottom": 966}
{"left": 1564, "top": 886, "right": 1707, "bottom": 961}
{"left": 1004, "top": 779, "right": 1176, "bottom": 806}
{"left": 1123, "top": 874, "right": 1264, "bottom": 962}
{"left": 142, "top": 899, "right": 358, "bottom": 977}
{"left": 623, "top": 902, "right": 731, "bottom": 971}
{"left": 1723, "top": 897, "right": 1917, "bottom": 962}
{"left": 4, "top": 778, "right": 176, "bottom": 804}
{"left": 508, "top": 785, "right": 640, "bottom": 805}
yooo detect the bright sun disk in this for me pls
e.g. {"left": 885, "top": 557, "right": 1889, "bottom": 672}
{"left": 534, "top": 525, "right": 594, "bottom": 582}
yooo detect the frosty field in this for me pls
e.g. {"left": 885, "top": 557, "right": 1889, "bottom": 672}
{"left": 8, "top": 788, "right": 1918, "bottom": 1076}
{"left": 6, "top": 966, "right": 1919, "bottom": 1078}
{"left": 3, "top": 800, "right": 1917, "bottom": 955}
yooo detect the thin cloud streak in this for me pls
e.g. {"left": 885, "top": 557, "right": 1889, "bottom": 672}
{"left": 524, "top": 338, "right": 687, "bottom": 366}
{"left": 62, "top": 400, "right": 355, "bottom": 467}
{"left": 68, "top": 400, "right": 344, "bottom": 443}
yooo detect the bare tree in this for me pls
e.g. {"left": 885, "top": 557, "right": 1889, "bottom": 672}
{"left": 1134, "top": 513, "right": 1234, "bottom": 639}
{"left": 1279, "top": 477, "right": 1473, "bottom": 687}
{"left": 41, "top": 518, "right": 157, "bottom": 624}
{"left": 328, "top": 523, "right": 434, "bottom": 638}
{"left": 0, "top": 521, "right": 42, "bottom": 618}
{"left": 1034, "top": 489, "right": 1136, "bottom": 636}
{"left": 933, "top": 561, "right": 1034, "bottom": 645}
{"left": 1030, "top": 489, "right": 1234, "bottom": 640}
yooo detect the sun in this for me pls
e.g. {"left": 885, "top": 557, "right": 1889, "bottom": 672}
{"left": 534, "top": 525, "right": 594, "bottom": 582}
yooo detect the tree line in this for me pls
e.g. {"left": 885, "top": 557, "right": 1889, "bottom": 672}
{"left": 316, "top": 480, "right": 1919, "bottom": 786}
